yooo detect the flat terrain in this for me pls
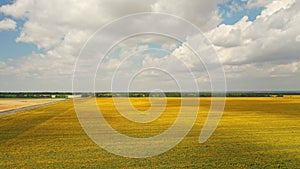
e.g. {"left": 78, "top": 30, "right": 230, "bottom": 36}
{"left": 0, "top": 99, "right": 63, "bottom": 112}
{"left": 0, "top": 97, "right": 299, "bottom": 168}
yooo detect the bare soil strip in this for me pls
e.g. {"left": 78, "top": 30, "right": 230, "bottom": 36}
{"left": 0, "top": 99, "right": 67, "bottom": 117}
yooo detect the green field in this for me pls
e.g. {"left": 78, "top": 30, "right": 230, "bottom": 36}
{"left": 0, "top": 97, "right": 299, "bottom": 168}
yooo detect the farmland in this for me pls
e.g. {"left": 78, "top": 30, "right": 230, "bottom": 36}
{"left": 0, "top": 97, "right": 299, "bottom": 168}
{"left": 0, "top": 99, "right": 63, "bottom": 113}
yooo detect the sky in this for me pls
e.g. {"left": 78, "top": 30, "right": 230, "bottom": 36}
{"left": 0, "top": 0, "right": 299, "bottom": 92}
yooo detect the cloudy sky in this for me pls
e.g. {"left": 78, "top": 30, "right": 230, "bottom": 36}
{"left": 0, "top": 0, "right": 299, "bottom": 92}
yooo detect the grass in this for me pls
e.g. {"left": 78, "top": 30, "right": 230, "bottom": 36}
{"left": 0, "top": 97, "right": 299, "bottom": 168}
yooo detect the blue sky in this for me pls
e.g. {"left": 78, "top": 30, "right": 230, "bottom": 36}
{"left": 0, "top": 0, "right": 14, "bottom": 6}
{"left": 0, "top": 12, "right": 44, "bottom": 61}
{"left": 0, "top": 0, "right": 39, "bottom": 61}
{"left": 218, "top": 0, "right": 264, "bottom": 25}
{"left": 0, "top": 24, "right": 44, "bottom": 61}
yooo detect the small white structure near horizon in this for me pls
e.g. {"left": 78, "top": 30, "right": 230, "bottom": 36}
{"left": 67, "top": 95, "right": 82, "bottom": 99}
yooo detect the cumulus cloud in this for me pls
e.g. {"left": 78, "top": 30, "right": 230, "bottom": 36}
{"left": 259, "top": 0, "right": 295, "bottom": 17}
{"left": 151, "top": 0, "right": 223, "bottom": 31}
{"left": 269, "top": 62, "right": 300, "bottom": 77}
{"left": 0, "top": 0, "right": 221, "bottom": 68}
{"left": 206, "top": 0, "right": 300, "bottom": 80}
{"left": 247, "top": 0, "right": 274, "bottom": 8}
{"left": 296, "top": 35, "right": 300, "bottom": 42}
{"left": 193, "top": 0, "right": 300, "bottom": 90}
{"left": 0, "top": 18, "right": 16, "bottom": 31}
{"left": 0, "top": 0, "right": 299, "bottom": 91}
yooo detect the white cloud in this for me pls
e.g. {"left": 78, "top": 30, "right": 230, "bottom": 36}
{"left": 0, "top": 0, "right": 299, "bottom": 91}
{"left": 0, "top": 18, "right": 16, "bottom": 31}
{"left": 0, "top": 0, "right": 221, "bottom": 69}
{"left": 259, "top": 0, "right": 295, "bottom": 18}
{"left": 203, "top": 0, "right": 300, "bottom": 90}
{"left": 151, "top": 0, "right": 223, "bottom": 31}
{"left": 296, "top": 35, "right": 300, "bottom": 42}
{"left": 207, "top": 0, "right": 300, "bottom": 66}
{"left": 207, "top": 16, "right": 252, "bottom": 48}
{"left": 269, "top": 62, "right": 300, "bottom": 77}
{"left": 247, "top": 0, "right": 274, "bottom": 8}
